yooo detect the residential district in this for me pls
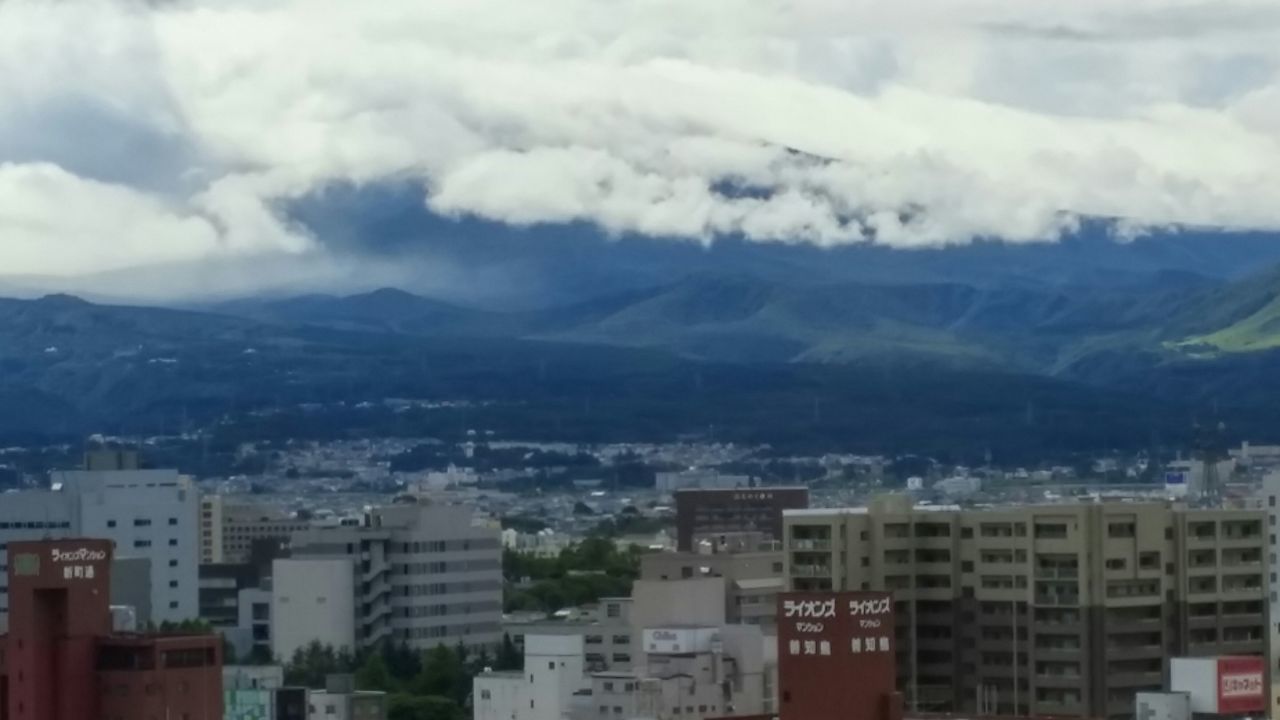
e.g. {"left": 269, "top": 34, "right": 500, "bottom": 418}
{"left": 3, "top": 440, "right": 1280, "bottom": 720}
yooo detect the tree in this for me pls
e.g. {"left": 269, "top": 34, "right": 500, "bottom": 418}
{"left": 355, "top": 651, "right": 396, "bottom": 692}
{"left": 388, "top": 695, "right": 464, "bottom": 720}
{"left": 413, "top": 645, "right": 468, "bottom": 705}
{"left": 284, "top": 641, "right": 356, "bottom": 688}
{"left": 382, "top": 641, "right": 422, "bottom": 686}
{"left": 494, "top": 634, "right": 522, "bottom": 671}
{"left": 468, "top": 646, "right": 492, "bottom": 675}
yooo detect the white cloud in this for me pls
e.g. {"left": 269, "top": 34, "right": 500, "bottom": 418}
{"left": 2, "top": 0, "right": 1280, "bottom": 291}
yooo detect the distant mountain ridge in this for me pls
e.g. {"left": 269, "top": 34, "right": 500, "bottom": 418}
{"left": 6, "top": 268, "right": 1280, "bottom": 456}
{"left": 212, "top": 262, "right": 1280, "bottom": 372}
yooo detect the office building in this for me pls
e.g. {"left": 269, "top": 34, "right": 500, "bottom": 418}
{"left": 0, "top": 537, "right": 222, "bottom": 720}
{"left": 640, "top": 541, "right": 784, "bottom": 628}
{"left": 783, "top": 497, "right": 1268, "bottom": 720}
{"left": 474, "top": 635, "right": 590, "bottom": 720}
{"left": 504, "top": 597, "right": 635, "bottom": 672}
{"left": 0, "top": 467, "right": 199, "bottom": 628}
{"left": 202, "top": 495, "right": 312, "bottom": 564}
{"left": 675, "top": 487, "right": 808, "bottom": 551}
{"left": 275, "top": 501, "right": 502, "bottom": 658}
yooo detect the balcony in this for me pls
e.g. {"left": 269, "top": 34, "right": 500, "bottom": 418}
{"left": 1035, "top": 699, "right": 1086, "bottom": 716}
{"left": 1219, "top": 638, "right": 1265, "bottom": 654}
{"left": 1034, "top": 673, "right": 1084, "bottom": 688}
{"left": 791, "top": 538, "right": 831, "bottom": 551}
{"left": 1108, "top": 671, "right": 1164, "bottom": 687}
{"left": 1032, "top": 646, "right": 1083, "bottom": 662}
{"left": 792, "top": 564, "right": 833, "bottom": 578}
{"left": 1035, "top": 567, "right": 1079, "bottom": 580}
{"left": 1034, "top": 594, "right": 1080, "bottom": 607}
{"left": 1105, "top": 644, "right": 1164, "bottom": 661}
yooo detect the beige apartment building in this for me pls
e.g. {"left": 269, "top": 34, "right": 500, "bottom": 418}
{"left": 200, "top": 495, "right": 311, "bottom": 564}
{"left": 640, "top": 542, "right": 784, "bottom": 628}
{"left": 784, "top": 497, "right": 1268, "bottom": 720}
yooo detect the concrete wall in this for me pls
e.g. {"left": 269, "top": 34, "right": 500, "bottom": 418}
{"left": 273, "top": 558, "right": 357, "bottom": 660}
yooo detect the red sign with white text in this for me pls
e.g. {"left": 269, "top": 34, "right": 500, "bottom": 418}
{"left": 1217, "top": 656, "right": 1265, "bottom": 714}
{"left": 778, "top": 592, "right": 896, "bottom": 720}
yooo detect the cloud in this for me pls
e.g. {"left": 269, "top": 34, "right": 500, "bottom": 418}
{"left": 2, "top": 0, "right": 1280, "bottom": 293}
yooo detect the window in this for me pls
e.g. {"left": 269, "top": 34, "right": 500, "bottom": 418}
{"left": 480, "top": 690, "right": 491, "bottom": 700}
{"left": 1108, "top": 522, "right": 1136, "bottom": 539}
{"left": 134, "top": 540, "right": 152, "bottom": 548}
{"left": 607, "top": 603, "right": 621, "bottom": 618}
{"left": 169, "top": 518, "right": 179, "bottom": 526}
{"left": 169, "top": 580, "right": 179, "bottom": 588}
{"left": 169, "top": 539, "right": 178, "bottom": 546}
{"left": 1106, "top": 558, "right": 1126, "bottom": 570}
{"left": 326, "top": 705, "right": 336, "bottom": 715}
{"left": 107, "top": 520, "right": 117, "bottom": 528}
{"left": 169, "top": 560, "right": 178, "bottom": 567}
{"left": 134, "top": 518, "right": 152, "bottom": 527}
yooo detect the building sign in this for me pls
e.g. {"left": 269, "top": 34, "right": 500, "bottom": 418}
{"left": 1218, "top": 656, "right": 1265, "bottom": 714}
{"left": 778, "top": 592, "right": 897, "bottom": 720}
{"left": 732, "top": 492, "right": 775, "bottom": 502}
{"left": 780, "top": 595, "right": 892, "bottom": 657}
{"left": 50, "top": 547, "right": 108, "bottom": 563}
{"left": 49, "top": 546, "right": 104, "bottom": 580}
{"left": 643, "top": 628, "right": 721, "bottom": 655}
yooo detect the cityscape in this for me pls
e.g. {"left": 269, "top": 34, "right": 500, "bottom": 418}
{"left": 1, "top": 439, "right": 1279, "bottom": 720}
{"left": 5, "top": 1, "right": 1280, "bottom": 720}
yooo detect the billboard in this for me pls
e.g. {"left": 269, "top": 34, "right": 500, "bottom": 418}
{"left": 1217, "top": 656, "right": 1265, "bottom": 714}
{"left": 1172, "top": 656, "right": 1265, "bottom": 715}
{"left": 642, "top": 627, "right": 721, "bottom": 655}
{"left": 777, "top": 592, "right": 897, "bottom": 720}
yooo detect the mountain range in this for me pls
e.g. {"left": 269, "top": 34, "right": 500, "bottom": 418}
{"left": 4, "top": 223, "right": 1280, "bottom": 458}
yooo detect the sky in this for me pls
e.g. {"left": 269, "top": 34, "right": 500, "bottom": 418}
{"left": 2, "top": 0, "right": 1280, "bottom": 299}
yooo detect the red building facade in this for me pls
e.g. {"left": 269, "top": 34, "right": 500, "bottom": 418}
{"left": 777, "top": 591, "right": 902, "bottom": 720}
{"left": 0, "top": 539, "right": 222, "bottom": 720}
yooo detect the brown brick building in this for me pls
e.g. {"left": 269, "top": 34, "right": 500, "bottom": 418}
{"left": 675, "top": 487, "right": 809, "bottom": 551}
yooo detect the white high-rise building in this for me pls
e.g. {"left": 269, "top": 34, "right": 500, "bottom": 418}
{"left": 0, "top": 468, "right": 199, "bottom": 628}
{"left": 279, "top": 501, "right": 503, "bottom": 654}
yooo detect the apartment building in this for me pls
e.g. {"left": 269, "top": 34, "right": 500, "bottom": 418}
{"left": 1253, "top": 472, "right": 1280, "bottom": 718}
{"left": 783, "top": 496, "right": 1268, "bottom": 720}
{"left": 276, "top": 501, "right": 502, "bottom": 657}
{"left": 201, "top": 495, "right": 312, "bottom": 564}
